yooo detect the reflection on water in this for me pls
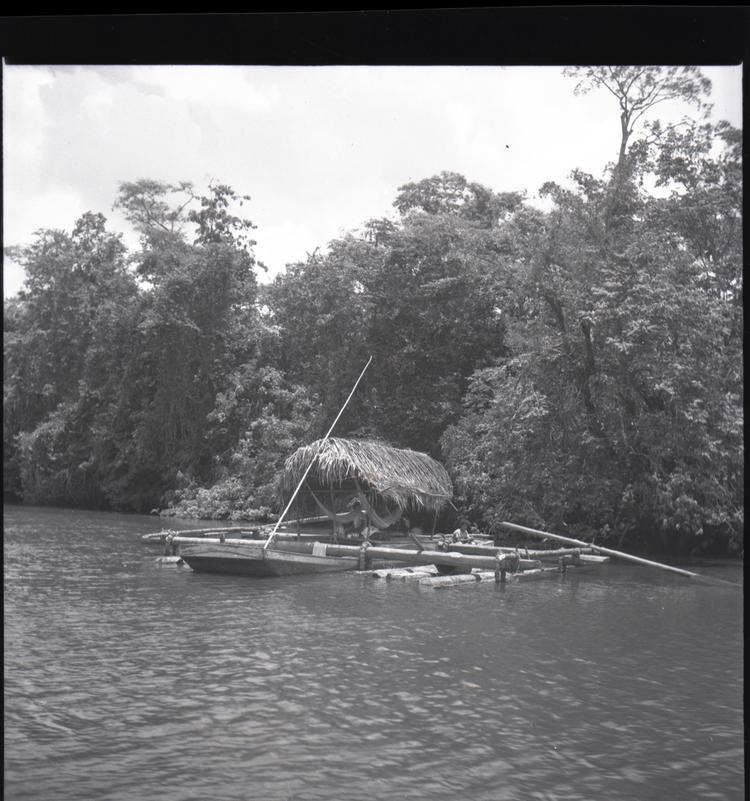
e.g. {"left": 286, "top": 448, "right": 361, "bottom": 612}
{"left": 4, "top": 505, "right": 743, "bottom": 801}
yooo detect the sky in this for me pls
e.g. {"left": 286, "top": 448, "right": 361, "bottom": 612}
{"left": 2, "top": 64, "right": 743, "bottom": 298}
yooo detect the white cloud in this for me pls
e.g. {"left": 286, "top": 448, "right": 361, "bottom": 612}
{"left": 2, "top": 66, "right": 54, "bottom": 189}
{"left": 4, "top": 185, "right": 87, "bottom": 240}
{"left": 3, "top": 185, "right": 88, "bottom": 297}
{"left": 129, "top": 65, "right": 278, "bottom": 111}
{"left": 3, "top": 259, "right": 26, "bottom": 299}
{"left": 3, "top": 64, "right": 743, "bottom": 299}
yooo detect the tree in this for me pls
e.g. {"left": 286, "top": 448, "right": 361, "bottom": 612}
{"left": 650, "top": 119, "right": 742, "bottom": 306}
{"left": 394, "top": 171, "right": 524, "bottom": 227}
{"left": 108, "top": 179, "right": 262, "bottom": 509}
{"left": 3, "top": 180, "right": 271, "bottom": 513}
{"left": 564, "top": 66, "right": 712, "bottom": 172}
{"left": 4, "top": 213, "right": 138, "bottom": 506}
{"left": 167, "top": 365, "right": 318, "bottom": 519}
{"left": 113, "top": 178, "right": 194, "bottom": 253}
{"left": 264, "top": 174, "right": 520, "bottom": 454}
{"left": 564, "top": 66, "right": 713, "bottom": 241}
{"left": 262, "top": 245, "right": 373, "bottom": 431}
{"left": 442, "top": 99, "right": 743, "bottom": 556}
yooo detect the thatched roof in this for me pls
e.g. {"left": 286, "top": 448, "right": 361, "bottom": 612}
{"left": 280, "top": 437, "right": 453, "bottom": 513}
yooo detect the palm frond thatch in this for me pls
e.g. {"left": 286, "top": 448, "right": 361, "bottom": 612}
{"left": 281, "top": 437, "right": 453, "bottom": 513}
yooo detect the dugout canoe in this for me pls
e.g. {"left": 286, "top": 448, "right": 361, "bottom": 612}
{"left": 179, "top": 539, "right": 362, "bottom": 577}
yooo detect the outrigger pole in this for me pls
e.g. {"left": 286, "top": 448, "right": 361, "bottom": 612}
{"left": 262, "top": 355, "right": 374, "bottom": 551}
{"left": 500, "top": 521, "right": 740, "bottom": 587}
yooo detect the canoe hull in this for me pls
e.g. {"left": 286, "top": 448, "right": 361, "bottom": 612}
{"left": 180, "top": 542, "right": 362, "bottom": 577}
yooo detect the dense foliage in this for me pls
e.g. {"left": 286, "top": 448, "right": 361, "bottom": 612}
{"left": 3, "top": 69, "right": 742, "bottom": 555}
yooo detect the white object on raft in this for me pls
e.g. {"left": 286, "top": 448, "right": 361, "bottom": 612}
{"left": 155, "top": 555, "right": 185, "bottom": 566}
{"left": 368, "top": 565, "right": 439, "bottom": 580}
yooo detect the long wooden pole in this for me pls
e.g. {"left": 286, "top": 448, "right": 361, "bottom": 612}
{"left": 263, "top": 356, "right": 373, "bottom": 551}
{"left": 500, "top": 521, "right": 739, "bottom": 586}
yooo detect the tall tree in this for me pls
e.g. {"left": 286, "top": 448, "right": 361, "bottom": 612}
{"left": 563, "top": 66, "right": 712, "bottom": 172}
{"left": 4, "top": 213, "right": 138, "bottom": 505}
{"left": 564, "top": 66, "right": 713, "bottom": 240}
{"left": 443, "top": 72, "right": 742, "bottom": 556}
{"left": 109, "top": 180, "right": 262, "bottom": 509}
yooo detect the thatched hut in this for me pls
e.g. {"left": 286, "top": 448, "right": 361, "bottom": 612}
{"left": 280, "top": 437, "right": 453, "bottom": 534}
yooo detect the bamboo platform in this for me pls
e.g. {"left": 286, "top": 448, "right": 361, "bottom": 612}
{"left": 143, "top": 518, "right": 732, "bottom": 588}
{"left": 148, "top": 528, "right": 611, "bottom": 583}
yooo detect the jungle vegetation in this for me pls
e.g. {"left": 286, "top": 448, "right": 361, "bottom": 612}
{"left": 4, "top": 67, "right": 742, "bottom": 556}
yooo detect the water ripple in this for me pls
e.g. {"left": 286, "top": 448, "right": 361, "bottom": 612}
{"left": 4, "top": 505, "right": 744, "bottom": 801}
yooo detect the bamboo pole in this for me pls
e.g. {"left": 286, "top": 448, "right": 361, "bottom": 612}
{"left": 141, "top": 516, "right": 332, "bottom": 542}
{"left": 443, "top": 543, "right": 596, "bottom": 560}
{"left": 263, "top": 356, "right": 373, "bottom": 551}
{"left": 500, "top": 522, "right": 739, "bottom": 586}
{"left": 412, "top": 536, "right": 599, "bottom": 560}
{"left": 141, "top": 526, "right": 253, "bottom": 541}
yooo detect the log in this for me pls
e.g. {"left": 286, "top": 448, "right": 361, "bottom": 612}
{"left": 420, "top": 569, "right": 522, "bottom": 588}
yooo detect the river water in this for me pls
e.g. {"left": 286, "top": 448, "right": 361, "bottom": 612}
{"left": 3, "top": 505, "right": 744, "bottom": 801}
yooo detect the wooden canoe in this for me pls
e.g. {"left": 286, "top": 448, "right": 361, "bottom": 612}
{"left": 180, "top": 541, "right": 361, "bottom": 577}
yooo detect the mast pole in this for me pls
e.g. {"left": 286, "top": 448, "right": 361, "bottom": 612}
{"left": 262, "top": 356, "right": 373, "bottom": 551}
